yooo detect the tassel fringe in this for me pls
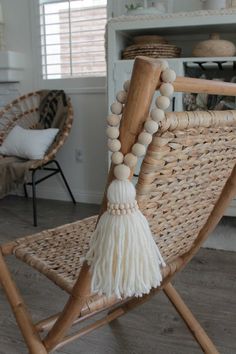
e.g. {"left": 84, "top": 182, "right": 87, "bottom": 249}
{"left": 86, "top": 179, "right": 166, "bottom": 299}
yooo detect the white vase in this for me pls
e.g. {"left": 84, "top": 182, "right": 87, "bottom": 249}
{"left": 201, "top": 0, "right": 227, "bottom": 10}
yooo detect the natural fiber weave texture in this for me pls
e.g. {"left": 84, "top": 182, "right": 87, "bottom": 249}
{"left": 137, "top": 110, "right": 236, "bottom": 262}
{"left": 12, "top": 110, "right": 236, "bottom": 302}
{"left": 14, "top": 216, "right": 96, "bottom": 293}
{"left": 0, "top": 91, "right": 73, "bottom": 169}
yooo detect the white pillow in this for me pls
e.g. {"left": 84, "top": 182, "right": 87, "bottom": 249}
{"left": 0, "top": 125, "right": 59, "bottom": 160}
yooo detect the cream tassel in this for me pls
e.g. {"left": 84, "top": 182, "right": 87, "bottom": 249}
{"left": 86, "top": 179, "right": 165, "bottom": 299}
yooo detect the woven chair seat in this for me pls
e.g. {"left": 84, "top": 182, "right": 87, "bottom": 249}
{"left": 12, "top": 215, "right": 122, "bottom": 315}
{"left": 13, "top": 216, "right": 97, "bottom": 293}
{"left": 12, "top": 212, "right": 184, "bottom": 296}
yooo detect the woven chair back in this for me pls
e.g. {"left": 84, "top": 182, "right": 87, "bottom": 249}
{"left": 0, "top": 91, "right": 73, "bottom": 165}
{"left": 136, "top": 109, "right": 236, "bottom": 262}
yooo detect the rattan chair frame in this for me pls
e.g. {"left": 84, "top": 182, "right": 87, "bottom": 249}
{"left": 1, "top": 57, "right": 236, "bottom": 353}
{"left": 0, "top": 91, "right": 75, "bottom": 226}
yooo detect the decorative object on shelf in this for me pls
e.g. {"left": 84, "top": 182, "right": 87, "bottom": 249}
{"left": 192, "top": 33, "right": 236, "bottom": 57}
{"left": 133, "top": 35, "right": 167, "bottom": 44}
{"left": 87, "top": 60, "right": 176, "bottom": 299}
{"left": 125, "top": 2, "right": 144, "bottom": 12}
{"left": 125, "top": 0, "right": 168, "bottom": 15}
{"left": 123, "top": 42, "right": 181, "bottom": 59}
{"left": 0, "top": 3, "right": 5, "bottom": 50}
{"left": 149, "top": 0, "right": 167, "bottom": 13}
{"left": 201, "top": 0, "right": 227, "bottom": 10}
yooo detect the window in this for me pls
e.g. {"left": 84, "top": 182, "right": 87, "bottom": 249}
{"left": 39, "top": 0, "right": 107, "bottom": 79}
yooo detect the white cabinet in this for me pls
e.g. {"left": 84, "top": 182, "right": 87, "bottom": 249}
{"left": 107, "top": 9, "right": 236, "bottom": 215}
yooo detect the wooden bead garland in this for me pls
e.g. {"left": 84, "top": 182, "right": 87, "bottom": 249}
{"left": 106, "top": 126, "right": 119, "bottom": 139}
{"left": 107, "top": 114, "right": 121, "bottom": 126}
{"left": 111, "top": 151, "right": 124, "bottom": 165}
{"left": 138, "top": 132, "right": 153, "bottom": 145}
{"left": 132, "top": 143, "right": 146, "bottom": 157}
{"left": 108, "top": 139, "right": 121, "bottom": 152}
{"left": 114, "top": 164, "right": 130, "bottom": 180}
{"left": 124, "top": 153, "right": 138, "bottom": 168}
{"left": 156, "top": 96, "right": 170, "bottom": 110}
{"left": 106, "top": 60, "right": 176, "bottom": 185}
{"left": 87, "top": 61, "right": 171, "bottom": 299}
{"left": 116, "top": 90, "right": 127, "bottom": 104}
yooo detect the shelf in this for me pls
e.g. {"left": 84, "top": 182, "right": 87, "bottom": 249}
{"left": 115, "top": 57, "right": 236, "bottom": 64}
{"left": 109, "top": 9, "right": 236, "bottom": 35}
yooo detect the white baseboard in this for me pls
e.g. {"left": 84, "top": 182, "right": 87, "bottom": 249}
{"left": 203, "top": 219, "right": 236, "bottom": 252}
{"left": 14, "top": 186, "right": 103, "bottom": 204}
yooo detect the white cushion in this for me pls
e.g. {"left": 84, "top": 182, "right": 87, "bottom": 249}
{"left": 0, "top": 125, "right": 59, "bottom": 160}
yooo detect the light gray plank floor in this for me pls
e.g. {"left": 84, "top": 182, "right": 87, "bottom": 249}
{"left": 0, "top": 196, "right": 235, "bottom": 354}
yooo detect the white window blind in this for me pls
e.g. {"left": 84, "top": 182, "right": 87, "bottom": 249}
{"left": 39, "top": 0, "right": 107, "bottom": 79}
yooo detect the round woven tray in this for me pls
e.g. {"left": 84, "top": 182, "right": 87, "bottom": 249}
{"left": 122, "top": 43, "right": 181, "bottom": 59}
{"left": 133, "top": 35, "right": 168, "bottom": 45}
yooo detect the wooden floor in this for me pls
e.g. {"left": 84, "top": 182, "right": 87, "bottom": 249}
{"left": 0, "top": 196, "right": 236, "bottom": 354}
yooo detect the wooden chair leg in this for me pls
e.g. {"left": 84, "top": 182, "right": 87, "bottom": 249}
{"left": 0, "top": 250, "right": 47, "bottom": 354}
{"left": 163, "top": 283, "right": 219, "bottom": 354}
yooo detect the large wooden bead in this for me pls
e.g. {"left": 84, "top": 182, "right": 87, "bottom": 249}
{"left": 124, "top": 153, "right": 138, "bottom": 168}
{"left": 110, "top": 102, "right": 123, "bottom": 115}
{"left": 112, "top": 151, "right": 124, "bottom": 165}
{"left": 161, "top": 68, "right": 176, "bottom": 83}
{"left": 116, "top": 90, "right": 127, "bottom": 104}
{"left": 123, "top": 80, "right": 130, "bottom": 92}
{"left": 108, "top": 139, "right": 121, "bottom": 152}
{"left": 138, "top": 131, "right": 152, "bottom": 145}
{"left": 151, "top": 108, "right": 165, "bottom": 122}
{"left": 106, "top": 126, "right": 119, "bottom": 139}
{"left": 160, "top": 83, "right": 174, "bottom": 97}
{"left": 144, "top": 120, "right": 159, "bottom": 134}
{"left": 114, "top": 164, "right": 130, "bottom": 180}
{"left": 107, "top": 114, "right": 120, "bottom": 126}
{"left": 132, "top": 143, "right": 146, "bottom": 157}
{"left": 159, "top": 59, "right": 169, "bottom": 70}
{"left": 156, "top": 96, "right": 170, "bottom": 110}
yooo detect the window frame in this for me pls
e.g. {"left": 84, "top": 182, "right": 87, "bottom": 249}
{"left": 30, "top": 0, "right": 108, "bottom": 92}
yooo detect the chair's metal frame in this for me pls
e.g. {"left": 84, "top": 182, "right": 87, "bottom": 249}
{"left": 24, "top": 159, "right": 76, "bottom": 227}
{"left": 1, "top": 57, "right": 236, "bottom": 353}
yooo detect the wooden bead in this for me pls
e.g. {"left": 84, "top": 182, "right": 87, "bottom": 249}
{"left": 144, "top": 120, "right": 159, "bottom": 134}
{"left": 160, "top": 83, "right": 174, "bottom": 97}
{"left": 108, "top": 139, "right": 121, "bottom": 152}
{"left": 111, "top": 151, "right": 124, "bottom": 165}
{"left": 138, "top": 131, "right": 152, "bottom": 145}
{"left": 123, "top": 80, "right": 130, "bottom": 92}
{"left": 161, "top": 68, "right": 176, "bottom": 83}
{"left": 110, "top": 102, "right": 123, "bottom": 115}
{"left": 151, "top": 108, "right": 165, "bottom": 122}
{"left": 124, "top": 153, "right": 138, "bottom": 168}
{"left": 107, "top": 114, "right": 120, "bottom": 126}
{"left": 114, "top": 164, "right": 131, "bottom": 180}
{"left": 156, "top": 96, "right": 170, "bottom": 110}
{"left": 159, "top": 59, "right": 169, "bottom": 70}
{"left": 106, "top": 126, "right": 119, "bottom": 139}
{"left": 116, "top": 90, "right": 127, "bottom": 104}
{"left": 132, "top": 143, "right": 146, "bottom": 157}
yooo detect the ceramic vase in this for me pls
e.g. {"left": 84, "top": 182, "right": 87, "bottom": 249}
{"left": 192, "top": 33, "right": 236, "bottom": 57}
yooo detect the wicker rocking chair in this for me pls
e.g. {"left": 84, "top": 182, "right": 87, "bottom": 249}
{"left": 1, "top": 57, "right": 236, "bottom": 353}
{"left": 0, "top": 91, "right": 76, "bottom": 226}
